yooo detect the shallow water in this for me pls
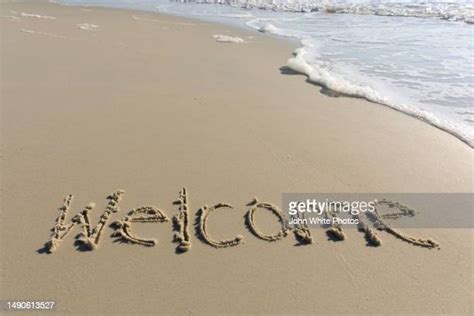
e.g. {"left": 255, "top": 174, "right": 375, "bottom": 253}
{"left": 55, "top": 0, "right": 474, "bottom": 146}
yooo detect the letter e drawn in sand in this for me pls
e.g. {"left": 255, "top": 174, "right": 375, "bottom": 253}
{"left": 110, "top": 206, "right": 169, "bottom": 247}
{"left": 197, "top": 203, "right": 244, "bottom": 248}
{"left": 368, "top": 199, "right": 439, "bottom": 249}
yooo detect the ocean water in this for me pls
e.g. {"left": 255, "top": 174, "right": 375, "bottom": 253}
{"left": 55, "top": 0, "right": 474, "bottom": 146}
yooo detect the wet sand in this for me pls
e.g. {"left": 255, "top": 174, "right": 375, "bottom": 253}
{"left": 1, "top": 0, "right": 473, "bottom": 314}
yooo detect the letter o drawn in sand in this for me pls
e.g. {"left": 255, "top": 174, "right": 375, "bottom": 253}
{"left": 198, "top": 203, "right": 244, "bottom": 248}
{"left": 246, "top": 199, "right": 289, "bottom": 242}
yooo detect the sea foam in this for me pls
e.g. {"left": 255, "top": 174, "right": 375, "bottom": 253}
{"left": 21, "top": 28, "right": 67, "bottom": 39}
{"left": 213, "top": 34, "right": 244, "bottom": 43}
{"left": 285, "top": 39, "right": 473, "bottom": 146}
{"left": 20, "top": 12, "right": 56, "bottom": 20}
{"left": 287, "top": 42, "right": 389, "bottom": 105}
{"left": 246, "top": 14, "right": 474, "bottom": 146}
{"left": 3, "top": 15, "right": 21, "bottom": 22}
{"left": 192, "top": 0, "right": 474, "bottom": 23}
{"left": 77, "top": 23, "right": 99, "bottom": 31}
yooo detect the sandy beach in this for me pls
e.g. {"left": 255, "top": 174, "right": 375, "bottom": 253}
{"left": 1, "top": 0, "right": 473, "bottom": 314}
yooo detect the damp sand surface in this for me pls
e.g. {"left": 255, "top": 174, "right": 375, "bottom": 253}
{"left": 1, "top": 1, "right": 473, "bottom": 315}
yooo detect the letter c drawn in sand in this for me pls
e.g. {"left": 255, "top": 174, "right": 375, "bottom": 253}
{"left": 198, "top": 203, "right": 244, "bottom": 248}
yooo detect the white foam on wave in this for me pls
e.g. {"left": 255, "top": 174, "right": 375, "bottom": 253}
{"left": 287, "top": 41, "right": 390, "bottom": 105}
{"left": 246, "top": 20, "right": 304, "bottom": 38}
{"left": 247, "top": 19, "right": 390, "bottom": 104}
{"left": 133, "top": 15, "right": 161, "bottom": 22}
{"left": 77, "top": 23, "right": 99, "bottom": 31}
{"left": 133, "top": 15, "right": 196, "bottom": 26}
{"left": 220, "top": 13, "right": 255, "bottom": 18}
{"left": 464, "top": 17, "right": 474, "bottom": 24}
{"left": 194, "top": 0, "right": 474, "bottom": 23}
{"left": 3, "top": 15, "right": 21, "bottom": 22}
{"left": 323, "top": 2, "right": 474, "bottom": 23}
{"left": 258, "top": 23, "right": 279, "bottom": 33}
{"left": 285, "top": 40, "right": 473, "bottom": 146}
{"left": 21, "top": 28, "right": 67, "bottom": 39}
{"left": 213, "top": 34, "right": 245, "bottom": 43}
{"left": 242, "top": 13, "right": 474, "bottom": 146}
{"left": 21, "top": 12, "right": 56, "bottom": 20}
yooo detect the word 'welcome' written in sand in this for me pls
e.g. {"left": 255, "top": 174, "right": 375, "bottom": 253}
{"left": 42, "top": 188, "right": 440, "bottom": 254}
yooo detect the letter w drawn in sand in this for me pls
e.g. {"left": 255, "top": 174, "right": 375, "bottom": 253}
{"left": 44, "top": 190, "right": 125, "bottom": 253}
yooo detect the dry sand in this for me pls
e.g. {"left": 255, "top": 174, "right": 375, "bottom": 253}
{"left": 1, "top": 0, "right": 473, "bottom": 314}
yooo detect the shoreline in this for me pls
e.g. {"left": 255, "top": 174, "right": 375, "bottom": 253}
{"left": 1, "top": 0, "right": 473, "bottom": 315}
{"left": 51, "top": 0, "right": 474, "bottom": 149}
